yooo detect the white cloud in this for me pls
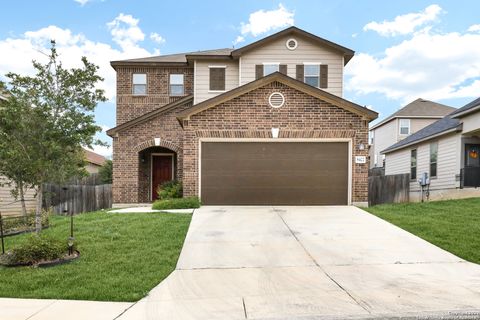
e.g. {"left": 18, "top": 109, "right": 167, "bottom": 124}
{"left": 0, "top": 14, "right": 158, "bottom": 101}
{"left": 468, "top": 24, "right": 480, "bottom": 33}
{"left": 150, "top": 32, "right": 165, "bottom": 45}
{"left": 74, "top": 0, "right": 90, "bottom": 6}
{"left": 107, "top": 13, "right": 148, "bottom": 53}
{"left": 363, "top": 4, "right": 443, "bottom": 37}
{"left": 233, "top": 35, "right": 245, "bottom": 45}
{"left": 237, "top": 3, "right": 294, "bottom": 40}
{"left": 345, "top": 29, "right": 480, "bottom": 103}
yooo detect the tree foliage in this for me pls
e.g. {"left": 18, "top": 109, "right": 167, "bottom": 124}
{"left": 0, "top": 41, "right": 106, "bottom": 232}
{"left": 98, "top": 159, "right": 113, "bottom": 184}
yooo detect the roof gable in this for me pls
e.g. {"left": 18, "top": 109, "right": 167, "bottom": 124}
{"left": 370, "top": 98, "right": 456, "bottom": 130}
{"left": 176, "top": 72, "right": 377, "bottom": 122}
{"left": 231, "top": 27, "right": 355, "bottom": 65}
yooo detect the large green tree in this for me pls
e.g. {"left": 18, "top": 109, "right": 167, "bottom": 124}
{"left": 0, "top": 41, "right": 106, "bottom": 232}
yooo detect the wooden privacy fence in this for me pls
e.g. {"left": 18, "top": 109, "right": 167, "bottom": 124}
{"left": 43, "top": 184, "right": 112, "bottom": 215}
{"left": 368, "top": 173, "right": 410, "bottom": 206}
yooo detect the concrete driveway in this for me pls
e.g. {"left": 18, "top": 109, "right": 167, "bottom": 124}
{"left": 119, "top": 206, "right": 480, "bottom": 319}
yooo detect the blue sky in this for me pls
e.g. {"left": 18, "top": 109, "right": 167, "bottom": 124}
{"left": 1, "top": 1, "right": 479, "bottom": 156}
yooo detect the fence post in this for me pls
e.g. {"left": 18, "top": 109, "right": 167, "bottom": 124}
{"left": 0, "top": 212, "right": 5, "bottom": 254}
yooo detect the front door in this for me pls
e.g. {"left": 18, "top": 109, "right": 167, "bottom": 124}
{"left": 152, "top": 155, "right": 173, "bottom": 201}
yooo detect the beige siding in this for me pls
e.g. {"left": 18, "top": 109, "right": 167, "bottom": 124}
{"left": 384, "top": 148, "right": 410, "bottom": 176}
{"left": 385, "top": 133, "right": 461, "bottom": 193}
{"left": 461, "top": 112, "right": 480, "bottom": 134}
{"left": 240, "top": 35, "right": 344, "bottom": 97}
{"left": 0, "top": 176, "right": 36, "bottom": 216}
{"left": 194, "top": 60, "right": 239, "bottom": 104}
{"left": 370, "top": 119, "right": 398, "bottom": 168}
{"left": 370, "top": 117, "right": 443, "bottom": 168}
{"left": 410, "top": 118, "right": 440, "bottom": 135}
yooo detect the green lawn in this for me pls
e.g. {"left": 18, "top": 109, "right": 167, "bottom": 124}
{"left": 364, "top": 197, "right": 480, "bottom": 264}
{"left": 0, "top": 211, "right": 191, "bottom": 302}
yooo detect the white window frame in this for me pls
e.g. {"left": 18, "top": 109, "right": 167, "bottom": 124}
{"left": 399, "top": 119, "right": 411, "bottom": 135}
{"left": 262, "top": 62, "right": 279, "bottom": 76}
{"left": 169, "top": 74, "right": 184, "bottom": 96}
{"left": 303, "top": 63, "right": 320, "bottom": 88}
{"left": 132, "top": 73, "right": 147, "bottom": 95}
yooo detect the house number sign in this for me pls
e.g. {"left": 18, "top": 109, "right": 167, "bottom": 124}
{"left": 355, "top": 156, "right": 367, "bottom": 164}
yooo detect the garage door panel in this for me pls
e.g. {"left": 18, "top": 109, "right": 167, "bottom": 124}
{"left": 201, "top": 142, "right": 349, "bottom": 205}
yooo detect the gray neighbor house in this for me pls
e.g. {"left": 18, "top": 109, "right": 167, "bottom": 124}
{"left": 382, "top": 97, "right": 480, "bottom": 201}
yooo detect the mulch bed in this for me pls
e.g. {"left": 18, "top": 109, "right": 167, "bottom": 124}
{"left": 0, "top": 250, "right": 80, "bottom": 268}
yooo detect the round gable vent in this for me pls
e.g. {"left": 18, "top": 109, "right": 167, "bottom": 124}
{"left": 286, "top": 38, "right": 298, "bottom": 50}
{"left": 269, "top": 92, "right": 285, "bottom": 108}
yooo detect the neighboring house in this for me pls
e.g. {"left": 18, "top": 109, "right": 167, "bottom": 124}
{"left": 107, "top": 27, "right": 378, "bottom": 207}
{"left": 84, "top": 149, "right": 106, "bottom": 174}
{"left": 383, "top": 97, "right": 480, "bottom": 201}
{"left": 369, "top": 99, "right": 455, "bottom": 168}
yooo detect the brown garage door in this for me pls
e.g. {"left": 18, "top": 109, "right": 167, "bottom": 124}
{"left": 201, "top": 142, "right": 349, "bottom": 205}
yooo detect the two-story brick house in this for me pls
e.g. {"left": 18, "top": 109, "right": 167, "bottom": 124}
{"left": 107, "top": 27, "right": 378, "bottom": 206}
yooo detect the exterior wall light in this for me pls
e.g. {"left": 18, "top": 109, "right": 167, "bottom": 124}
{"left": 272, "top": 128, "right": 280, "bottom": 139}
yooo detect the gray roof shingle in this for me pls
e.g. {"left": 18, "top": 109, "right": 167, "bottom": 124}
{"left": 111, "top": 48, "right": 233, "bottom": 64}
{"left": 371, "top": 98, "right": 455, "bottom": 130}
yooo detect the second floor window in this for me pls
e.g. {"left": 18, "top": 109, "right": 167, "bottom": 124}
{"left": 263, "top": 64, "right": 279, "bottom": 76}
{"left": 304, "top": 64, "right": 320, "bottom": 87}
{"left": 411, "top": 149, "right": 417, "bottom": 180}
{"left": 132, "top": 73, "right": 147, "bottom": 95}
{"left": 209, "top": 67, "right": 226, "bottom": 91}
{"left": 399, "top": 119, "right": 410, "bottom": 135}
{"left": 170, "top": 74, "right": 184, "bottom": 96}
{"left": 430, "top": 142, "right": 438, "bottom": 177}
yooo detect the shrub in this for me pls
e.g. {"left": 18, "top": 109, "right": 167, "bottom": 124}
{"left": 0, "top": 234, "right": 68, "bottom": 266}
{"left": 152, "top": 196, "right": 201, "bottom": 210}
{"left": 1, "top": 210, "right": 50, "bottom": 235}
{"left": 157, "top": 180, "right": 183, "bottom": 200}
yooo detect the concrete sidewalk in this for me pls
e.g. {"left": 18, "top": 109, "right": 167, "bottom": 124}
{"left": 0, "top": 298, "right": 132, "bottom": 320}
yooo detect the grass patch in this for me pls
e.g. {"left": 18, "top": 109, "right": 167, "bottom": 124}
{"left": 152, "top": 196, "right": 201, "bottom": 210}
{"left": 364, "top": 197, "right": 480, "bottom": 264}
{"left": 0, "top": 211, "right": 191, "bottom": 301}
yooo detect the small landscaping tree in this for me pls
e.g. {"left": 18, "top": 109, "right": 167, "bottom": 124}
{"left": 0, "top": 96, "right": 38, "bottom": 216}
{"left": 0, "top": 41, "right": 106, "bottom": 232}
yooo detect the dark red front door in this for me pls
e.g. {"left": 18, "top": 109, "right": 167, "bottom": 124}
{"left": 152, "top": 155, "right": 173, "bottom": 201}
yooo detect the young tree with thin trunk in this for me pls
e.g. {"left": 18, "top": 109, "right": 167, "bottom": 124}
{"left": 0, "top": 41, "right": 106, "bottom": 232}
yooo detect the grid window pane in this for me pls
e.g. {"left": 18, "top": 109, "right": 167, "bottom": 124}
{"left": 430, "top": 142, "right": 438, "bottom": 177}
{"left": 132, "top": 73, "right": 147, "bottom": 95}
{"left": 304, "top": 64, "right": 320, "bottom": 76}
{"left": 305, "top": 76, "right": 319, "bottom": 87}
{"left": 170, "top": 74, "right": 184, "bottom": 96}
{"left": 410, "top": 149, "right": 417, "bottom": 180}
{"left": 400, "top": 119, "right": 410, "bottom": 135}
{"left": 170, "top": 85, "right": 184, "bottom": 96}
{"left": 133, "top": 84, "right": 146, "bottom": 95}
{"left": 170, "top": 74, "right": 184, "bottom": 85}
{"left": 133, "top": 73, "right": 146, "bottom": 84}
{"left": 263, "top": 64, "right": 279, "bottom": 76}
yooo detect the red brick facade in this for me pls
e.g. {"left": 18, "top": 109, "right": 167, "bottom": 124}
{"left": 182, "top": 82, "right": 369, "bottom": 203}
{"left": 112, "top": 79, "right": 369, "bottom": 205}
{"left": 115, "top": 66, "right": 193, "bottom": 124}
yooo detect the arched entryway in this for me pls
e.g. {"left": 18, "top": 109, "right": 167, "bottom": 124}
{"left": 135, "top": 139, "right": 182, "bottom": 202}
